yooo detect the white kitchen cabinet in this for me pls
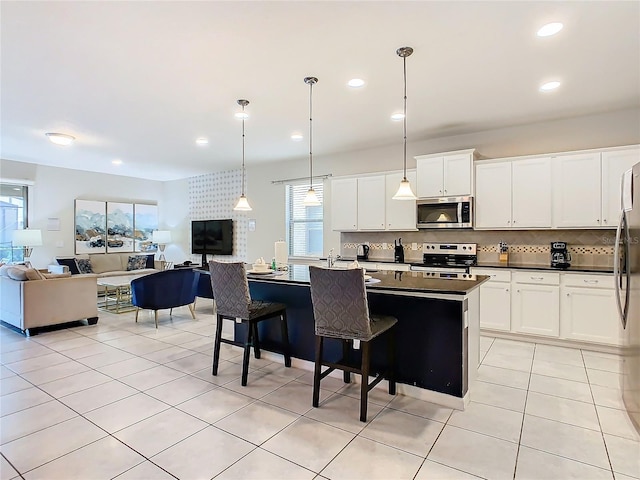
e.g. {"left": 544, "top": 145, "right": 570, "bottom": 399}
{"left": 331, "top": 178, "right": 358, "bottom": 231}
{"left": 601, "top": 147, "right": 640, "bottom": 227}
{"left": 357, "top": 176, "right": 386, "bottom": 230}
{"left": 552, "top": 152, "right": 602, "bottom": 228}
{"left": 474, "top": 161, "right": 511, "bottom": 228}
{"left": 511, "top": 272, "right": 560, "bottom": 337}
{"left": 560, "top": 274, "right": 621, "bottom": 345}
{"left": 385, "top": 171, "right": 417, "bottom": 231}
{"left": 416, "top": 150, "right": 474, "bottom": 198}
{"left": 472, "top": 268, "right": 511, "bottom": 331}
{"left": 512, "top": 157, "right": 552, "bottom": 228}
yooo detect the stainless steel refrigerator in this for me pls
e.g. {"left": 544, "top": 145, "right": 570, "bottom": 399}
{"left": 615, "top": 164, "right": 640, "bottom": 435}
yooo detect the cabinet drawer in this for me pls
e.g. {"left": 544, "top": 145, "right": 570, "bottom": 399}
{"left": 471, "top": 268, "right": 511, "bottom": 282}
{"left": 561, "top": 273, "right": 613, "bottom": 289}
{"left": 512, "top": 271, "right": 560, "bottom": 285}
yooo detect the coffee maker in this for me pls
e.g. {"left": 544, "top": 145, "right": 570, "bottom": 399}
{"left": 356, "top": 244, "right": 370, "bottom": 261}
{"left": 550, "top": 242, "right": 571, "bottom": 269}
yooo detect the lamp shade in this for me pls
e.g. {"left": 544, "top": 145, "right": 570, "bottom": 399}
{"left": 234, "top": 195, "right": 252, "bottom": 211}
{"left": 152, "top": 230, "right": 172, "bottom": 245}
{"left": 303, "top": 188, "right": 321, "bottom": 206}
{"left": 392, "top": 179, "right": 417, "bottom": 200}
{"left": 12, "top": 229, "right": 42, "bottom": 247}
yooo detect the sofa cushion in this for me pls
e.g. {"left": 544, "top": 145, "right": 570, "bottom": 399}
{"left": 145, "top": 254, "right": 155, "bottom": 269}
{"left": 42, "top": 272, "right": 73, "bottom": 279}
{"left": 56, "top": 258, "right": 81, "bottom": 275}
{"left": 76, "top": 258, "right": 93, "bottom": 274}
{"left": 90, "top": 254, "right": 122, "bottom": 274}
{"left": 0, "top": 264, "right": 13, "bottom": 278}
{"left": 127, "top": 255, "right": 148, "bottom": 271}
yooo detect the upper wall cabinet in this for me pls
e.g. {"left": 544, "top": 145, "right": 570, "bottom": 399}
{"left": 330, "top": 171, "right": 417, "bottom": 232}
{"left": 475, "top": 157, "right": 552, "bottom": 229}
{"left": 415, "top": 149, "right": 476, "bottom": 198}
{"left": 331, "top": 178, "right": 358, "bottom": 231}
{"left": 553, "top": 147, "right": 639, "bottom": 228}
{"left": 601, "top": 147, "right": 640, "bottom": 227}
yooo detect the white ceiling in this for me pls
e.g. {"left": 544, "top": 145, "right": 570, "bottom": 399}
{"left": 1, "top": 1, "right": 639, "bottom": 181}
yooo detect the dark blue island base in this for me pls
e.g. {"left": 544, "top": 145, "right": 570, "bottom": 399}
{"left": 199, "top": 266, "right": 485, "bottom": 409}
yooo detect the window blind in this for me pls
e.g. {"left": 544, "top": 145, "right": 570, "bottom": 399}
{"left": 285, "top": 182, "right": 323, "bottom": 257}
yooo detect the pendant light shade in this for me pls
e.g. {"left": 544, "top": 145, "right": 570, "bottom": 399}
{"left": 392, "top": 46, "right": 417, "bottom": 201}
{"left": 303, "top": 76, "right": 321, "bottom": 207}
{"left": 234, "top": 99, "right": 252, "bottom": 211}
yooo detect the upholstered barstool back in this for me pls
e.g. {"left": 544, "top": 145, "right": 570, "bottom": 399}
{"left": 208, "top": 260, "right": 291, "bottom": 386}
{"left": 208, "top": 261, "right": 251, "bottom": 319}
{"left": 308, "top": 266, "right": 398, "bottom": 422}
{"left": 309, "top": 267, "right": 372, "bottom": 340}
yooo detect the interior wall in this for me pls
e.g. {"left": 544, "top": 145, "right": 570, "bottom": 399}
{"left": 1, "top": 159, "right": 164, "bottom": 269}
{"left": 244, "top": 107, "right": 640, "bottom": 262}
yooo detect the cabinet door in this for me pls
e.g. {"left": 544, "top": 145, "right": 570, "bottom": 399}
{"left": 560, "top": 287, "right": 621, "bottom": 345}
{"left": 474, "top": 162, "right": 512, "bottom": 228}
{"left": 512, "top": 157, "right": 552, "bottom": 228}
{"left": 357, "top": 176, "right": 386, "bottom": 230}
{"left": 443, "top": 152, "right": 472, "bottom": 196}
{"left": 385, "top": 171, "right": 417, "bottom": 230}
{"left": 416, "top": 156, "right": 444, "bottom": 198}
{"left": 552, "top": 152, "right": 602, "bottom": 228}
{"left": 331, "top": 178, "right": 358, "bottom": 231}
{"left": 512, "top": 284, "right": 560, "bottom": 337}
{"left": 479, "top": 282, "right": 511, "bottom": 331}
{"left": 601, "top": 148, "right": 640, "bottom": 227}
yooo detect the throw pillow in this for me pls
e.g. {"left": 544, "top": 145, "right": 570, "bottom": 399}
{"left": 56, "top": 258, "right": 81, "bottom": 275}
{"left": 76, "top": 258, "right": 93, "bottom": 274}
{"left": 145, "top": 254, "right": 155, "bottom": 269}
{"left": 0, "top": 264, "right": 12, "bottom": 278}
{"left": 126, "top": 255, "right": 148, "bottom": 271}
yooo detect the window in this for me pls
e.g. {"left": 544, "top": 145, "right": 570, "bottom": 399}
{"left": 286, "top": 182, "right": 323, "bottom": 257}
{"left": 0, "top": 183, "right": 28, "bottom": 263}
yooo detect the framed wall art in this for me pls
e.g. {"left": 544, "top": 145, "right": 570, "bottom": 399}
{"left": 133, "top": 203, "right": 158, "bottom": 252}
{"left": 74, "top": 200, "right": 107, "bottom": 254}
{"left": 106, "top": 202, "right": 134, "bottom": 253}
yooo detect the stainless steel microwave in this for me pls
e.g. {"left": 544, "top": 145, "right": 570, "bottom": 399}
{"left": 416, "top": 196, "right": 473, "bottom": 229}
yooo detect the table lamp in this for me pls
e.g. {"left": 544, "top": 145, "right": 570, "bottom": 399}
{"left": 12, "top": 229, "right": 42, "bottom": 267}
{"left": 152, "top": 230, "right": 172, "bottom": 261}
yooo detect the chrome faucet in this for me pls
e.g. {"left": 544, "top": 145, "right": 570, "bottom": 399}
{"left": 327, "top": 249, "right": 335, "bottom": 268}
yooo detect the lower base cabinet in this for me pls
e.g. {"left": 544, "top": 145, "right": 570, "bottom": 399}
{"left": 560, "top": 274, "right": 621, "bottom": 345}
{"left": 472, "top": 268, "right": 619, "bottom": 347}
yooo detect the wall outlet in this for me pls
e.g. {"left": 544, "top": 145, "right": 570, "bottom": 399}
{"left": 382, "top": 242, "right": 388, "bottom": 250}
{"left": 411, "top": 242, "right": 418, "bottom": 250}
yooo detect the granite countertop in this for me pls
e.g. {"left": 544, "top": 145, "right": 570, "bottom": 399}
{"left": 247, "top": 264, "right": 489, "bottom": 296}
{"left": 473, "top": 262, "right": 614, "bottom": 274}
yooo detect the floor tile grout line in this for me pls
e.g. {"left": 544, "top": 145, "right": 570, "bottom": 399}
{"left": 511, "top": 341, "right": 535, "bottom": 480}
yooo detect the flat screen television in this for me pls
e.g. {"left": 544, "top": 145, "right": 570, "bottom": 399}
{"left": 191, "top": 219, "right": 233, "bottom": 265}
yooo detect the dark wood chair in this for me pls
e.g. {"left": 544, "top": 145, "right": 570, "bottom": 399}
{"left": 208, "top": 261, "right": 291, "bottom": 386}
{"left": 308, "top": 266, "right": 397, "bottom": 422}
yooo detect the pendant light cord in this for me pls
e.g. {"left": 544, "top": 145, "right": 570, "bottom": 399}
{"left": 241, "top": 104, "right": 246, "bottom": 196}
{"left": 309, "top": 81, "right": 314, "bottom": 190}
{"left": 403, "top": 54, "right": 408, "bottom": 182}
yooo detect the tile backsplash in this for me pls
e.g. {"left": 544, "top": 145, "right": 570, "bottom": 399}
{"left": 342, "top": 229, "right": 616, "bottom": 267}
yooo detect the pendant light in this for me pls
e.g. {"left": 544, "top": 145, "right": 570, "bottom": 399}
{"left": 234, "top": 99, "right": 252, "bottom": 211}
{"left": 392, "top": 46, "right": 417, "bottom": 200}
{"left": 303, "top": 76, "right": 321, "bottom": 206}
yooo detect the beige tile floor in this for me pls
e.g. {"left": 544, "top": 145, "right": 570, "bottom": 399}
{"left": 1, "top": 304, "right": 639, "bottom": 480}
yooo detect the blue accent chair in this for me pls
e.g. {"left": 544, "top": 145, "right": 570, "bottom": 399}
{"left": 131, "top": 269, "right": 199, "bottom": 328}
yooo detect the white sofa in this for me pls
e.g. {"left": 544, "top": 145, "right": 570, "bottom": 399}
{"left": 0, "top": 267, "right": 99, "bottom": 335}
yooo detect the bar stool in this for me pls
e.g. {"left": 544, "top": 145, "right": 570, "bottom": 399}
{"left": 208, "top": 261, "right": 292, "bottom": 386}
{"left": 308, "top": 266, "right": 397, "bottom": 422}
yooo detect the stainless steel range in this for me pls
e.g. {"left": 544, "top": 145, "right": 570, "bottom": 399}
{"left": 410, "top": 242, "right": 477, "bottom": 274}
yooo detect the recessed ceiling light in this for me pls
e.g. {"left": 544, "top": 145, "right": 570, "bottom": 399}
{"left": 539, "top": 81, "right": 561, "bottom": 92}
{"left": 391, "top": 113, "right": 405, "bottom": 121}
{"left": 291, "top": 133, "right": 304, "bottom": 141}
{"left": 234, "top": 112, "right": 249, "bottom": 119}
{"left": 347, "top": 78, "right": 365, "bottom": 88}
{"left": 45, "top": 132, "right": 75, "bottom": 146}
{"left": 112, "top": 159, "right": 123, "bottom": 165}
{"left": 196, "top": 137, "right": 209, "bottom": 145}
{"left": 537, "top": 22, "right": 563, "bottom": 37}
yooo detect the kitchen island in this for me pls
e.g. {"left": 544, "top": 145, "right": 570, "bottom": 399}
{"left": 212, "top": 265, "right": 489, "bottom": 409}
